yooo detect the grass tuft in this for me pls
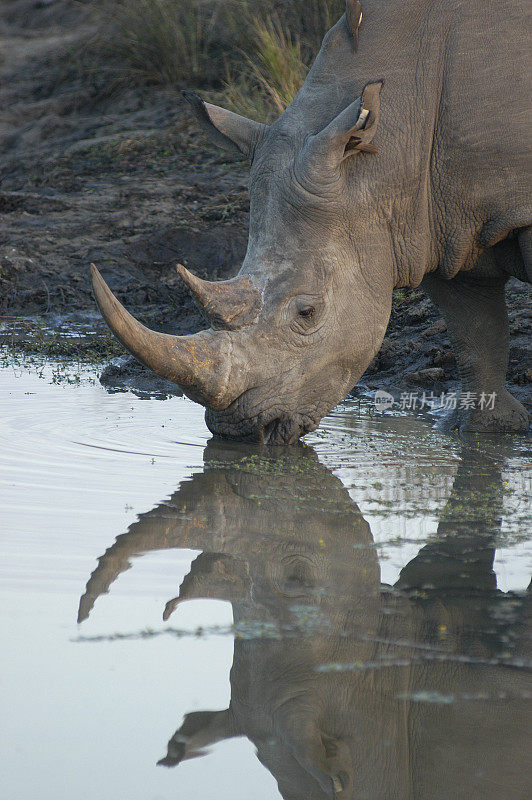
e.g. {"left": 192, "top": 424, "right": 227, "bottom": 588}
{"left": 222, "top": 13, "right": 308, "bottom": 121}
{"left": 100, "top": 0, "right": 227, "bottom": 86}
{"left": 94, "top": 0, "right": 345, "bottom": 118}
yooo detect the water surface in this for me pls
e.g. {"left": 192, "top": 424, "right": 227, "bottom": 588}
{"left": 1, "top": 362, "right": 530, "bottom": 799}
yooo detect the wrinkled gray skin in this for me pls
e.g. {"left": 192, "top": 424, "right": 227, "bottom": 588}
{"left": 78, "top": 443, "right": 531, "bottom": 799}
{"left": 95, "top": 0, "right": 531, "bottom": 442}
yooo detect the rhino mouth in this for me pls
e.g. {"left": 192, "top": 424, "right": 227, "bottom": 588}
{"left": 205, "top": 407, "right": 318, "bottom": 445}
{"left": 259, "top": 414, "right": 309, "bottom": 445}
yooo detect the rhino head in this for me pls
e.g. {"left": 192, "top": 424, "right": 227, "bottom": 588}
{"left": 92, "top": 52, "right": 391, "bottom": 443}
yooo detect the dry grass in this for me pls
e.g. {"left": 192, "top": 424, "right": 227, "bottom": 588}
{"left": 263, "top": 0, "right": 345, "bottom": 60}
{"left": 222, "top": 13, "right": 307, "bottom": 120}
{"left": 223, "top": 1, "right": 344, "bottom": 119}
{"left": 100, "top": 0, "right": 227, "bottom": 85}
{"left": 95, "top": 0, "right": 344, "bottom": 119}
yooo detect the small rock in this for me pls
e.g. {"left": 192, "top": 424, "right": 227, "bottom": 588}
{"left": 405, "top": 367, "right": 445, "bottom": 385}
{"left": 512, "top": 367, "right": 532, "bottom": 385}
{"left": 432, "top": 349, "right": 455, "bottom": 367}
{"left": 406, "top": 308, "right": 427, "bottom": 325}
{"left": 422, "top": 318, "right": 447, "bottom": 338}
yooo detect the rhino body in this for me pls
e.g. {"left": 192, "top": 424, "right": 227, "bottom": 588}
{"left": 92, "top": 0, "right": 531, "bottom": 442}
{"left": 79, "top": 443, "right": 531, "bottom": 798}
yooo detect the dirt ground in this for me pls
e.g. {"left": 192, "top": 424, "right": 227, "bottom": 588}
{"left": 1, "top": 0, "right": 530, "bottom": 407}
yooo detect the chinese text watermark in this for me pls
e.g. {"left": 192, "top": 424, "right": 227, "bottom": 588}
{"left": 374, "top": 389, "right": 497, "bottom": 412}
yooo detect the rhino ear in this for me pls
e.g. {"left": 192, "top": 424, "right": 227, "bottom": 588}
{"left": 183, "top": 91, "right": 267, "bottom": 159}
{"left": 341, "top": 80, "right": 384, "bottom": 156}
{"left": 308, "top": 80, "right": 384, "bottom": 168}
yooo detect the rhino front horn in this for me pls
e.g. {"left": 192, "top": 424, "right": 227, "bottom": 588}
{"left": 176, "top": 264, "right": 262, "bottom": 330}
{"left": 90, "top": 264, "right": 236, "bottom": 410}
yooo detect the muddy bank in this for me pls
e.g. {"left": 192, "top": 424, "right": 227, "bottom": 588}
{"left": 1, "top": 1, "right": 530, "bottom": 407}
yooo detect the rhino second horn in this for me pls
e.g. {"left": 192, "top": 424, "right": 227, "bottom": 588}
{"left": 177, "top": 264, "right": 262, "bottom": 331}
{"left": 90, "top": 264, "right": 234, "bottom": 410}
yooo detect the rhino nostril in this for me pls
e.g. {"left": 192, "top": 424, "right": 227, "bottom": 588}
{"left": 261, "top": 417, "right": 281, "bottom": 443}
{"left": 260, "top": 415, "right": 303, "bottom": 444}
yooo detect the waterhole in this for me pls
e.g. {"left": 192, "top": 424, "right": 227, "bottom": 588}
{"left": 1, "top": 361, "right": 530, "bottom": 800}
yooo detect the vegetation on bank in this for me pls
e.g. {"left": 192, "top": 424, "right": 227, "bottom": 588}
{"left": 94, "top": 0, "right": 344, "bottom": 120}
{"left": 0, "top": 319, "right": 123, "bottom": 362}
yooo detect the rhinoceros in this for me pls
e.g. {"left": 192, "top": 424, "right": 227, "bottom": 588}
{"left": 78, "top": 443, "right": 531, "bottom": 799}
{"left": 91, "top": 0, "right": 531, "bottom": 443}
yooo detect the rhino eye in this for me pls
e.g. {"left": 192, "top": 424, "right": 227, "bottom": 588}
{"left": 291, "top": 296, "right": 324, "bottom": 334}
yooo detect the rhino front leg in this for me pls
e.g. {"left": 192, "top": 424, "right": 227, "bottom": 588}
{"left": 421, "top": 272, "right": 529, "bottom": 433}
{"left": 273, "top": 704, "right": 353, "bottom": 798}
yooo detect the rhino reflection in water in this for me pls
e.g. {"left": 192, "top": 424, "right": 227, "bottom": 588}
{"left": 79, "top": 445, "right": 531, "bottom": 799}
